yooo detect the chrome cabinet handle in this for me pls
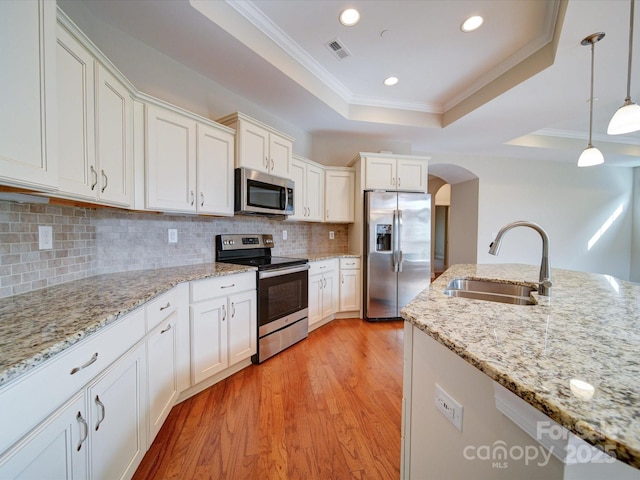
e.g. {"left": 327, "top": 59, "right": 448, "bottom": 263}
{"left": 94, "top": 395, "right": 105, "bottom": 431}
{"left": 90, "top": 166, "right": 98, "bottom": 190}
{"left": 264, "top": 157, "right": 269, "bottom": 170}
{"left": 398, "top": 177, "right": 401, "bottom": 187}
{"left": 76, "top": 412, "right": 88, "bottom": 451}
{"left": 271, "top": 158, "right": 274, "bottom": 171}
{"left": 190, "top": 190, "right": 195, "bottom": 206}
{"left": 221, "top": 283, "right": 235, "bottom": 289}
{"left": 160, "top": 302, "right": 171, "bottom": 311}
{"left": 323, "top": 278, "right": 327, "bottom": 288}
{"left": 70, "top": 352, "right": 98, "bottom": 375}
{"left": 222, "top": 304, "right": 226, "bottom": 321}
{"left": 342, "top": 274, "right": 344, "bottom": 284}
{"left": 200, "top": 192, "right": 204, "bottom": 207}
{"left": 231, "top": 302, "right": 235, "bottom": 318}
{"left": 326, "top": 209, "right": 329, "bottom": 218}
{"left": 319, "top": 265, "right": 326, "bottom": 269}
{"left": 392, "top": 176, "right": 395, "bottom": 186}
{"left": 160, "top": 324, "right": 172, "bottom": 334}
{"left": 101, "top": 169, "right": 108, "bottom": 193}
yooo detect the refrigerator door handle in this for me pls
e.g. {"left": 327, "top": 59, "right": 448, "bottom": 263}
{"left": 392, "top": 210, "right": 399, "bottom": 272}
{"left": 398, "top": 210, "right": 404, "bottom": 272}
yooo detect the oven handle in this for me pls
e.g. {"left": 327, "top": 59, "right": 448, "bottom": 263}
{"left": 258, "top": 264, "right": 310, "bottom": 279}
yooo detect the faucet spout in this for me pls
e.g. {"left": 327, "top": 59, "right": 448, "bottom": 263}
{"left": 489, "top": 221, "right": 552, "bottom": 296}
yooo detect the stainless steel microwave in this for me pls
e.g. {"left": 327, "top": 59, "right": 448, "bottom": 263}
{"left": 234, "top": 167, "right": 294, "bottom": 217}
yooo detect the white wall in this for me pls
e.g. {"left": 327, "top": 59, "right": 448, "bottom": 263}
{"left": 434, "top": 154, "right": 633, "bottom": 280}
{"left": 631, "top": 167, "right": 640, "bottom": 282}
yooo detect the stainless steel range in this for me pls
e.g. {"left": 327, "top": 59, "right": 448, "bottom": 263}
{"left": 215, "top": 234, "right": 309, "bottom": 363}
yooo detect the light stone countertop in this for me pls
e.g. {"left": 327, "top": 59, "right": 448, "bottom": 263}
{"left": 301, "top": 252, "right": 360, "bottom": 262}
{"left": 0, "top": 263, "right": 255, "bottom": 388}
{"left": 400, "top": 263, "right": 640, "bottom": 469}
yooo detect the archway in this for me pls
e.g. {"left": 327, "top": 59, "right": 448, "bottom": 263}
{"left": 428, "top": 164, "right": 479, "bottom": 277}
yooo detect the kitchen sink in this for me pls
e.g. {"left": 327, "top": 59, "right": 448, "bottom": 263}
{"left": 444, "top": 277, "right": 537, "bottom": 306}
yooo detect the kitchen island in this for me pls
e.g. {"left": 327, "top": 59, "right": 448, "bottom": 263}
{"left": 401, "top": 264, "right": 640, "bottom": 479}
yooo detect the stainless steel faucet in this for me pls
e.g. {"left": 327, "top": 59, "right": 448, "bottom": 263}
{"left": 489, "top": 221, "right": 552, "bottom": 296}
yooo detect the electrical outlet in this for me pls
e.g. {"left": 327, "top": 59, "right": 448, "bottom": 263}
{"left": 168, "top": 229, "right": 178, "bottom": 244}
{"left": 435, "top": 383, "right": 463, "bottom": 431}
{"left": 329, "top": 231, "right": 335, "bottom": 240}
{"left": 282, "top": 230, "right": 287, "bottom": 240}
{"left": 38, "top": 225, "right": 53, "bottom": 250}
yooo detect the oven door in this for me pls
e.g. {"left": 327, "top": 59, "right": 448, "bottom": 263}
{"left": 258, "top": 265, "right": 309, "bottom": 337}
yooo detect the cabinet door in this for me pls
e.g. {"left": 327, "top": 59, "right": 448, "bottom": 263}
{"left": 89, "top": 342, "right": 146, "bottom": 480}
{"left": 396, "top": 159, "right": 427, "bottom": 192}
{"left": 340, "top": 269, "right": 361, "bottom": 312}
{"left": 0, "top": 393, "right": 88, "bottom": 480}
{"left": 56, "top": 24, "right": 96, "bottom": 199}
{"left": 147, "top": 316, "right": 178, "bottom": 444}
{"left": 190, "top": 297, "right": 228, "bottom": 384}
{"left": 306, "top": 163, "right": 324, "bottom": 222}
{"left": 268, "top": 133, "right": 292, "bottom": 177}
{"left": 227, "top": 290, "right": 257, "bottom": 366}
{"left": 95, "top": 65, "right": 132, "bottom": 206}
{"left": 196, "top": 123, "right": 234, "bottom": 216}
{"left": 364, "top": 157, "right": 396, "bottom": 190}
{"left": 289, "top": 158, "right": 306, "bottom": 220}
{"left": 237, "top": 120, "right": 269, "bottom": 172}
{"left": 321, "top": 270, "right": 339, "bottom": 319}
{"left": 146, "top": 104, "right": 197, "bottom": 212}
{"left": 325, "top": 170, "right": 355, "bottom": 223}
{"left": 308, "top": 273, "right": 323, "bottom": 327}
{"left": 0, "top": 0, "right": 57, "bottom": 190}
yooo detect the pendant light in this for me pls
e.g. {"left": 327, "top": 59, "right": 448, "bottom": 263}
{"left": 578, "top": 33, "right": 605, "bottom": 168}
{"left": 608, "top": 0, "right": 640, "bottom": 134}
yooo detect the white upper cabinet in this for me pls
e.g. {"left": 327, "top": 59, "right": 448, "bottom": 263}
{"left": 55, "top": 18, "right": 132, "bottom": 207}
{"left": 196, "top": 123, "right": 234, "bottom": 216}
{"left": 95, "top": 65, "right": 132, "bottom": 206}
{"left": 324, "top": 168, "right": 355, "bottom": 223}
{"left": 290, "top": 155, "right": 324, "bottom": 222}
{"left": 145, "top": 103, "right": 235, "bottom": 215}
{"left": 145, "top": 103, "right": 197, "bottom": 213}
{"left": 0, "top": 0, "right": 58, "bottom": 191}
{"left": 363, "top": 153, "right": 429, "bottom": 192}
{"left": 218, "top": 112, "right": 293, "bottom": 179}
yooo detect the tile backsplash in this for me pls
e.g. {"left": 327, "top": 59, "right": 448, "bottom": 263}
{"left": 0, "top": 200, "right": 349, "bottom": 298}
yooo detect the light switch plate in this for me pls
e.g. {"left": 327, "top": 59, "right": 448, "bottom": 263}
{"left": 168, "top": 229, "right": 178, "bottom": 244}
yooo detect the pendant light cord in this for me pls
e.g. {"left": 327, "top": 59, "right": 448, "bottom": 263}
{"left": 625, "top": 0, "right": 635, "bottom": 102}
{"left": 588, "top": 39, "right": 595, "bottom": 147}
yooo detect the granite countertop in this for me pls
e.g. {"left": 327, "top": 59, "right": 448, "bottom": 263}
{"left": 302, "top": 252, "right": 360, "bottom": 262}
{"left": 0, "top": 263, "right": 255, "bottom": 388}
{"left": 401, "top": 263, "right": 640, "bottom": 469}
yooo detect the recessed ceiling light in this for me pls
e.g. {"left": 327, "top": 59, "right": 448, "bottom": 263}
{"left": 461, "top": 15, "right": 483, "bottom": 32}
{"left": 339, "top": 8, "right": 360, "bottom": 27}
{"left": 384, "top": 76, "right": 398, "bottom": 86}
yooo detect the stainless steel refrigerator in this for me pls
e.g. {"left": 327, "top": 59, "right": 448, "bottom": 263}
{"left": 364, "top": 191, "right": 431, "bottom": 320}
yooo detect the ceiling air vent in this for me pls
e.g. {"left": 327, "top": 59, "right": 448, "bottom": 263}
{"left": 325, "top": 38, "right": 351, "bottom": 60}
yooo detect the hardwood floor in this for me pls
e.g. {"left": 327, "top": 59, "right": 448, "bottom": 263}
{"left": 133, "top": 318, "right": 404, "bottom": 480}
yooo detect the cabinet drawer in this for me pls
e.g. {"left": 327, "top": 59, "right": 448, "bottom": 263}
{"left": 190, "top": 272, "right": 256, "bottom": 303}
{"left": 146, "top": 287, "right": 177, "bottom": 331}
{"left": 339, "top": 258, "right": 360, "bottom": 270}
{"left": 0, "top": 307, "right": 145, "bottom": 455}
{"left": 309, "top": 259, "right": 338, "bottom": 276}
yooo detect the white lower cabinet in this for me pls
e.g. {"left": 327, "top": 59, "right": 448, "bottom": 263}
{"left": 308, "top": 259, "right": 339, "bottom": 327}
{"left": 0, "top": 392, "right": 87, "bottom": 479}
{"left": 88, "top": 342, "right": 147, "bottom": 480}
{"left": 0, "top": 342, "right": 147, "bottom": 480}
{"left": 339, "top": 258, "right": 361, "bottom": 313}
{"left": 190, "top": 273, "right": 257, "bottom": 385}
{"left": 146, "top": 317, "right": 178, "bottom": 444}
